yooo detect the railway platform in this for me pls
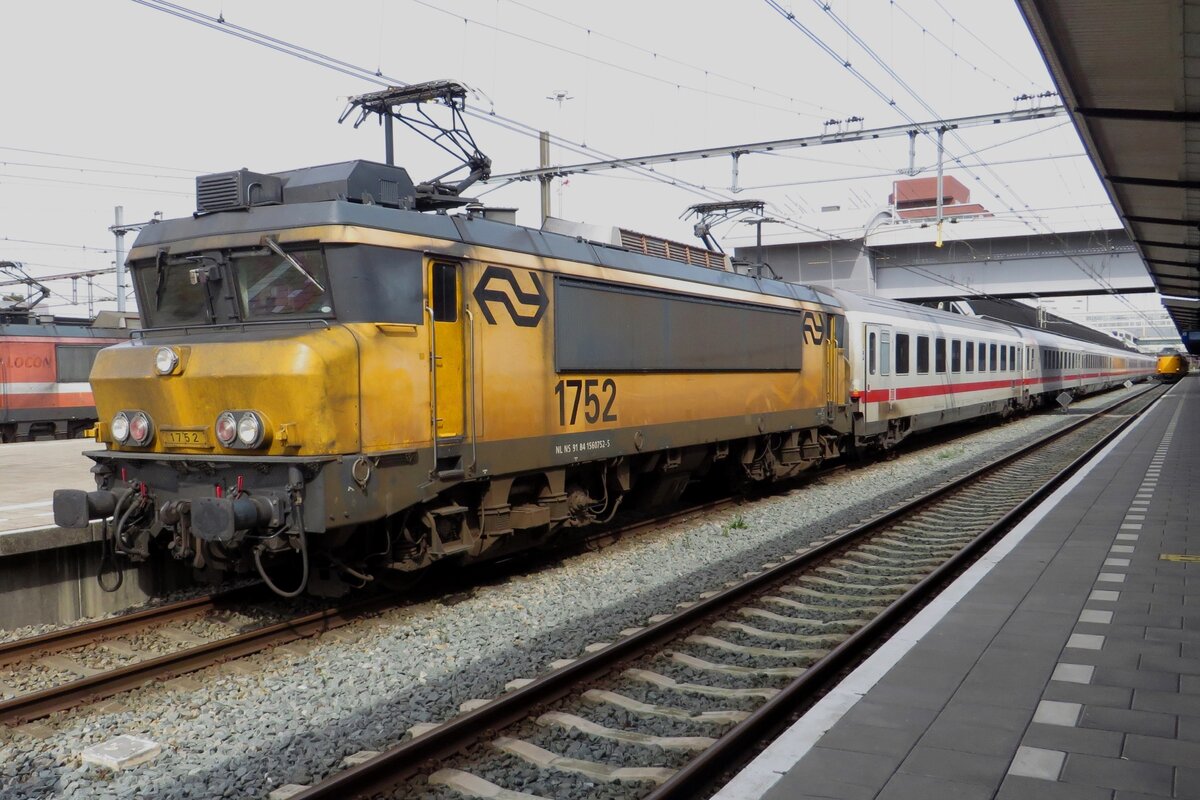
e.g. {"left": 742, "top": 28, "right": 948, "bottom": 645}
{"left": 0, "top": 439, "right": 184, "bottom": 628}
{"left": 720, "top": 376, "right": 1198, "bottom": 800}
{"left": 0, "top": 438, "right": 99, "bottom": 554}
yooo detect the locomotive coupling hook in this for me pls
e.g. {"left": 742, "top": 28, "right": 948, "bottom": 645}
{"left": 192, "top": 496, "right": 276, "bottom": 544}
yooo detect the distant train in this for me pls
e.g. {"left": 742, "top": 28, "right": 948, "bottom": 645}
{"left": 52, "top": 158, "right": 1156, "bottom": 597}
{"left": 1156, "top": 349, "right": 1190, "bottom": 383}
{"left": 0, "top": 312, "right": 132, "bottom": 442}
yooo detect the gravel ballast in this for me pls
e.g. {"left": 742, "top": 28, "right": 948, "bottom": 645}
{"left": 0, "top": 386, "right": 1148, "bottom": 799}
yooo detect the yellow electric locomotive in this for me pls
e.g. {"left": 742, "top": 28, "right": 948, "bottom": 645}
{"left": 53, "top": 147, "right": 850, "bottom": 595}
{"left": 1156, "top": 349, "right": 1190, "bottom": 383}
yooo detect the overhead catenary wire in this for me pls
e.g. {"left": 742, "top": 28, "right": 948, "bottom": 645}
{"left": 490, "top": 0, "right": 845, "bottom": 116}
{"left": 131, "top": 0, "right": 847, "bottom": 242}
{"left": 765, "top": 1, "right": 1158, "bottom": 328}
{"left": 887, "top": 0, "right": 1016, "bottom": 91}
{"left": 409, "top": 0, "right": 830, "bottom": 120}
{"left": 0, "top": 173, "right": 191, "bottom": 197}
{"left": 927, "top": 0, "right": 1041, "bottom": 88}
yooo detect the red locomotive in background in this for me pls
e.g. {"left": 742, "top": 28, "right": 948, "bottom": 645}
{"left": 0, "top": 311, "right": 132, "bottom": 441}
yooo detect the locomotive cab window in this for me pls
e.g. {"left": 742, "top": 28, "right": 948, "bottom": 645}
{"left": 431, "top": 262, "right": 459, "bottom": 322}
{"left": 233, "top": 247, "right": 333, "bottom": 320}
{"left": 132, "top": 259, "right": 211, "bottom": 327}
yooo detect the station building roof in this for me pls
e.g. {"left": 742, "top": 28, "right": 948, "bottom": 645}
{"left": 1017, "top": 0, "right": 1200, "bottom": 350}
{"left": 1018, "top": 0, "right": 1200, "bottom": 353}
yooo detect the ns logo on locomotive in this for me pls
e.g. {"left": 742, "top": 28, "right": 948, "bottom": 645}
{"left": 53, "top": 81, "right": 1155, "bottom": 597}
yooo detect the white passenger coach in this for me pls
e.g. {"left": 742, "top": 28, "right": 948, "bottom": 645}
{"left": 829, "top": 290, "right": 1157, "bottom": 448}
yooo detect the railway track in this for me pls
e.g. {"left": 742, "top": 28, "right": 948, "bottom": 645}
{"left": 0, "top": 585, "right": 398, "bottom": 726}
{"left": 290, "top": 382, "right": 1166, "bottom": 800}
{"left": 0, "top": 490, "right": 739, "bottom": 728}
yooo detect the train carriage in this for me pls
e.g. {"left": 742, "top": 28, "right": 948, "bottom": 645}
{"left": 830, "top": 290, "right": 1030, "bottom": 448}
{"left": 0, "top": 317, "right": 129, "bottom": 441}
{"left": 830, "top": 290, "right": 1155, "bottom": 450}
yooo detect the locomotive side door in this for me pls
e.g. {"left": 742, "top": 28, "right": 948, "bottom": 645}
{"left": 428, "top": 259, "right": 466, "bottom": 442}
{"left": 863, "top": 323, "right": 892, "bottom": 424}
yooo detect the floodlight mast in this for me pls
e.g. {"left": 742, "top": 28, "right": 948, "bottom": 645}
{"left": 339, "top": 80, "right": 493, "bottom": 203}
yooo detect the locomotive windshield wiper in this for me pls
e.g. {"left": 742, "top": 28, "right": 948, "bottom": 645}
{"left": 264, "top": 237, "right": 325, "bottom": 293}
{"left": 153, "top": 250, "right": 168, "bottom": 311}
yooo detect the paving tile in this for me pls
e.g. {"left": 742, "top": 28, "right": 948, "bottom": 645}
{"left": 1178, "top": 766, "right": 1200, "bottom": 800}
{"left": 897, "top": 745, "right": 1010, "bottom": 785}
{"left": 1008, "top": 745, "right": 1066, "bottom": 780}
{"left": 1059, "top": 753, "right": 1174, "bottom": 794}
{"left": 1133, "top": 688, "right": 1200, "bottom": 716}
{"left": 1042, "top": 682, "right": 1133, "bottom": 709}
{"left": 816, "top": 721, "right": 921, "bottom": 758}
{"left": 918, "top": 717, "right": 1023, "bottom": 757}
{"left": 876, "top": 772, "right": 995, "bottom": 800}
{"left": 1078, "top": 706, "right": 1175, "bottom": 738}
{"left": 1146, "top": 625, "right": 1200, "bottom": 644}
{"left": 1091, "top": 667, "right": 1178, "bottom": 692}
{"left": 762, "top": 773, "right": 878, "bottom": 800}
{"left": 1121, "top": 733, "right": 1200, "bottom": 767}
{"left": 784, "top": 746, "right": 900, "bottom": 790}
{"left": 937, "top": 700, "right": 1035, "bottom": 732}
{"left": 1035, "top": 700, "right": 1083, "bottom": 727}
{"left": 1023, "top": 723, "right": 1125, "bottom": 758}
{"left": 1052, "top": 663, "right": 1096, "bottom": 685}
{"left": 840, "top": 699, "right": 940, "bottom": 732}
{"left": 997, "top": 776, "right": 1114, "bottom": 800}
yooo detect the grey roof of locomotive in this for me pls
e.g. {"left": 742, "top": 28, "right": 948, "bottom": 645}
{"left": 132, "top": 171, "right": 839, "bottom": 312}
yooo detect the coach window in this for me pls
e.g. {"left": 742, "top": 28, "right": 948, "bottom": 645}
{"left": 989, "top": 343, "right": 998, "bottom": 371}
{"left": 895, "top": 333, "right": 910, "bottom": 374}
{"left": 917, "top": 336, "right": 930, "bottom": 374}
{"left": 1009, "top": 346, "right": 1016, "bottom": 371}
{"left": 880, "top": 334, "right": 891, "bottom": 376}
{"left": 935, "top": 338, "right": 946, "bottom": 373}
{"left": 951, "top": 340, "right": 962, "bottom": 373}
{"left": 1000, "top": 345, "right": 1008, "bottom": 371}
{"left": 965, "top": 340, "right": 975, "bottom": 371}
{"left": 868, "top": 331, "right": 876, "bottom": 374}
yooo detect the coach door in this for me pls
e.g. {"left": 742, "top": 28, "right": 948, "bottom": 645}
{"left": 864, "top": 323, "right": 892, "bottom": 423}
{"left": 428, "top": 260, "right": 466, "bottom": 447}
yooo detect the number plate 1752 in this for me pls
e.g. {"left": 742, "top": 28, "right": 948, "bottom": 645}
{"left": 160, "top": 428, "right": 210, "bottom": 447}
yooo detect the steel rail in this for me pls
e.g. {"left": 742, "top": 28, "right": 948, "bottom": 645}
{"left": 646, "top": 385, "right": 1165, "bottom": 799}
{"left": 292, "top": 383, "right": 1163, "bottom": 800}
{"left": 0, "top": 593, "right": 398, "bottom": 726}
{"left": 0, "top": 584, "right": 264, "bottom": 668}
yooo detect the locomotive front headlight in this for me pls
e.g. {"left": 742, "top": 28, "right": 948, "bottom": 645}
{"left": 215, "top": 412, "right": 238, "bottom": 447}
{"left": 154, "top": 347, "right": 179, "bottom": 375}
{"left": 111, "top": 412, "right": 130, "bottom": 444}
{"left": 236, "top": 412, "right": 264, "bottom": 447}
{"left": 128, "top": 411, "right": 154, "bottom": 446}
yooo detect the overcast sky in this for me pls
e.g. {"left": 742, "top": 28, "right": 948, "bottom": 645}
{"left": 0, "top": 0, "right": 1156, "bottom": 320}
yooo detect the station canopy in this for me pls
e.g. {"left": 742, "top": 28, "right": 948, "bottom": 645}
{"left": 1019, "top": 0, "right": 1200, "bottom": 353}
